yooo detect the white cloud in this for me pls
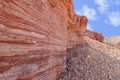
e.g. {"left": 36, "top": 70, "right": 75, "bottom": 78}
{"left": 94, "top": 0, "right": 109, "bottom": 14}
{"left": 95, "top": 0, "right": 120, "bottom": 13}
{"left": 108, "top": 11, "right": 120, "bottom": 27}
{"left": 76, "top": 5, "right": 97, "bottom": 21}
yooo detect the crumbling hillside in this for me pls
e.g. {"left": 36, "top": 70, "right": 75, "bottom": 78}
{"left": 58, "top": 37, "right": 120, "bottom": 80}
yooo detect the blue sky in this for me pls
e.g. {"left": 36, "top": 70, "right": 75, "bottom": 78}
{"left": 73, "top": 0, "right": 120, "bottom": 37}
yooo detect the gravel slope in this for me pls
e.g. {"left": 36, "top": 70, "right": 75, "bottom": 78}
{"left": 57, "top": 37, "right": 120, "bottom": 80}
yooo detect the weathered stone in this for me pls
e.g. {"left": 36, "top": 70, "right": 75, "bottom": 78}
{"left": 84, "top": 30, "right": 104, "bottom": 42}
{"left": 68, "top": 15, "right": 88, "bottom": 46}
{"left": 0, "top": 0, "right": 88, "bottom": 80}
{"left": 73, "top": 15, "right": 88, "bottom": 36}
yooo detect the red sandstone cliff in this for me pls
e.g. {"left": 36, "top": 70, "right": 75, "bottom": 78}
{"left": 0, "top": 0, "right": 88, "bottom": 80}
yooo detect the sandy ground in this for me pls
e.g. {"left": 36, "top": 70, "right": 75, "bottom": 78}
{"left": 104, "top": 36, "right": 120, "bottom": 49}
{"left": 57, "top": 37, "right": 120, "bottom": 80}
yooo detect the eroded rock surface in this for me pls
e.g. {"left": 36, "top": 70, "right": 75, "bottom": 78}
{"left": 0, "top": 0, "right": 88, "bottom": 80}
{"left": 84, "top": 30, "right": 104, "bottom": 42}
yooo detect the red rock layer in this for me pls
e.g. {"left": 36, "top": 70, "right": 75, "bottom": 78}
{"left": 84, "top": 30, "right": 104, "bottom": 42}
{"left": 68, "top": 15, "right": 88, "bottom": 46}
{"left": 0, "top": 0, "right": 88, "bottom": 80}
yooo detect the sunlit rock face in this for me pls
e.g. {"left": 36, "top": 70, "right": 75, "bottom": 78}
{"left": 68, "top": 14, "right": 88, "bottom": 46}
{"left": 0, "top": 0, "right": 88, "bottom": 80}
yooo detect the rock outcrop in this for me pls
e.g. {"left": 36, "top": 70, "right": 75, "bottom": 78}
{"left": 0, "top": 0, "right": 88, "bottom": 80}
{"left": 84, "top": 30, "right": 104, "bottom": 42}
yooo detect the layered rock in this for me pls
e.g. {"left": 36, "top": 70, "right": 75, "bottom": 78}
{"left": 0, "top": 0, "right": 88, "bottom": 80}
{"left": 68, "top": 15, "right": 88, "bottom": 46}
{"left": 84, "top": 30, "right": 104, "bottom": 42}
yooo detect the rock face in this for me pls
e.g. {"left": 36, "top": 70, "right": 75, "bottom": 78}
{"left": 0, "top": 0, "right": 88, "bottom": 80}
{"left": 84, "top": 30, "right": 104, "bottom": 42}
{"left": 68, "top": 15, "right": 88, "bottom": 46}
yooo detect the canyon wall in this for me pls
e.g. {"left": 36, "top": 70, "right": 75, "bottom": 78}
{"left": 0, "top": 0, "right": 88, "bottom": 80}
